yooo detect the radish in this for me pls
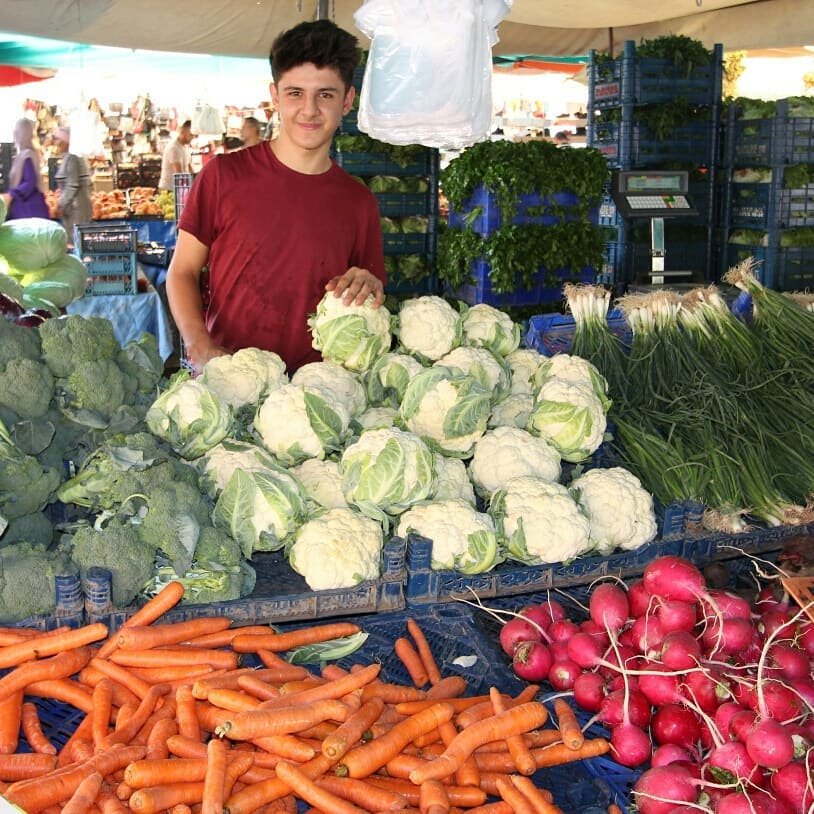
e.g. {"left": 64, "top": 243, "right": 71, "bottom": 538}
{"left": 511, "top": 640, "right": 552, "bottom": 682}
{"left": 768, "top": 642, "right": 811, "bottom": 681}
{"left": 611, "top": 722, "right": 652, "bottom": 768}
{"left": 608, "top": 674, "right": 640, "bottom": 692}
{"left": 573, "top": 671, "right": 606, "bottom": 713}
{"left": 643, "top": 556, "right": 707, "bottom": 603}
{"left": 704, "top": 590, "right": 751, "bottom": 620}
{"left": 660, "top": 631, "right": 702, "bottom": 671}
{"left": 701, "top": 617, "right": 753, "bottom": 656}
{"left": 600, "top": 644, "right": 640, "bottom": 679}
{"left": 745, "top": 718, "right": 794, "bottom": 769}
{"left": 638, "top": 666, "right": 682, "bottom": 707}
{"left": 655, "top": 599, "right": 697, "bottom": 634}
{"left": 632, "top": 765, "right": 698, "bottom": 814}
{"left": 798, "top": 621, "right": 814, "bottom": 657}
{"left": 566, "top": 631, "right": 604, "bottom": 669}
{"left": 534, "top": 598, "right": 567, "bottom": 625}
{"left": 651, "top": 744, "right": 692, "bottom": 767}
{"left": 599, "top": 688, "right": 652, "bottom": 728}
{"left": 579, "top": 619, "right": 611, "bottom": 646}
{"left": 755, "top": 585, "right": 788, "bottom": 612}
{"left": 759, "top": 608, "right": 796, "bottom": 640}
{"left": 498, "top": 616, "right": 541, "bottom": 656}
{"left": 770, "top": 759, "right": 814, "bottom": 812}
{"left": 589, "top": 582, "right": 630, "bottom": 629}
{"left": 680, "top": 668, "right": 728, "bottom": 714}
{"left": 707, "top": 741, "right": 758, "bottom": 783}
{"left": 651, "top": 704, "right": 702, "bottom": 750}
{"left": 750, "top": 681, "right": 803, "bottom": 721}
{"left": 729, "top": 709, "right": 757, "bottom": 742}
{"left": 713, "top": 702, "right": 746, "bottom": 740}
{"left": 788, "top": 677, "right": 814, "bottom": 708}
{"left": 618, "top": 627, "right": 637, "bottom": 648}
{"left": 548, "top": 618, "right": 580, "bottom": 642}
{"left": 548, "top": 640, "right": 570, "bottom": 662}
{"left": 631, "top": 614, "right": 667, "bottom": 653}
{"left": 518, "top": 603, "right": 556, "bottom": 634}
{"left": 628, "top": 579, "right": 653, "bottom": 618}
{"left": 547, "top": 659, "right": 581, "bottom": 691}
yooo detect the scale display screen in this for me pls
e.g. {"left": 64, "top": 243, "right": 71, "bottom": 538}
{"left": 611, "top": 170, "right": 697, "bottom": 218}
{"left": 624, "top": 173, "right": 685, "bottom": 193}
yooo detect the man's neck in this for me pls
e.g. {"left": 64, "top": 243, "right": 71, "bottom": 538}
{"left": 269, "top": 137, "right": 332, "bottom": 175}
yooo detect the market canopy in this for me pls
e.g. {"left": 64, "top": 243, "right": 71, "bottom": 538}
{"left": 0, "top": 0, "right": 811, "bottom": 58}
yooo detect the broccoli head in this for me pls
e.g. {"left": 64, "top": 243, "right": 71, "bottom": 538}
{"left": 0, "top": 316, "right": 41, "bottom": 367}
{"left": 0, "top": 540, "right": 78, "bottom": 623}
{"left": 70, "top": 519, "right": 155, "bottom": 608}
{"left": 57, "top": 358, "right": 127, "bottom": 424}
{"left": 0, "top": 417, "right": 61, "bottom": 519}
{"left": 118, "top": 333, "right": 164, "bottom": 396}
{"left": 193, "top": 525, "right": 243, "bottom": 569}
{"left": 0, "top": 358, "right": 54, "bottom": 419}
{"left": 0, "top": 511, "right": 53, "bottom": 548}
{"left": 39, "top": 314, "right": 120, "bottom": 378}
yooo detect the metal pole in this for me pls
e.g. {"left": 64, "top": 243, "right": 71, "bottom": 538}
{"left": 316, "top": 0, "right": 329, "bottom": 19}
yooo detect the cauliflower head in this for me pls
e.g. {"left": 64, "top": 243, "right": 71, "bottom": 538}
{"left": 288, "top": 507, "right": 383, "bottom": 590}
{"left": 399, "top": 366, "right": 491, "bottom": 458}
{"left": 505, "top": 349, "right": 545, "bottom": 396}
{"left": 430, "top": 454, "right": 476, "bottom": 507}
{"left": 255, "top": 383, "right": 351, "bottom": 466}
{"left": 435, "top": 346, "right": 510, "bottom": 404}
{"left": 488, "top": 393, "right": 534, "bottom": 430}
{"left": 200, "top": 348, "right": 287, "bottom": 409}
{"left": 197, "top": 440, "right": 279, "bottom": 499}
{"left": 291, "top": 459, "right": 348, "bottom": 511}
{"left": 308, "top": 292, "right": 392, "bottom": 373}
{"left": 0, "top": 358, "right": 54, "bottom": 419}
{"left": 527, "top": 379, "right": 606, "bottom": 463}
{"left": 469, "top": 427, "right": 561, "bottom": 499}
{"left": 570, "top": 467, "right": 657, "bottom": 554}
{"left": 396, "top": 499, "right": 499, "bottom": 574}
{"left": 340, "top": 428, "right": 434, "bottom": 516}
{"left": 533, "top": 354, "right": 611, "bottom": 411}
{"left": 461, "top": 303, "right": 521, "bottom": 357}
{"left": 291, "top": 361, "right": 366, "bottom": 417}
{"left": 395, "top": 296, "right": 462, "bottom": 362}
{"left": 490, "top": 475, "right": 591, "bottom": 565}
{"left": 365, "top": 352, "right": 425, "bottom": 408}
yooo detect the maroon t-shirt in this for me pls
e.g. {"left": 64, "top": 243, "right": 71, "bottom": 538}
{"left": 178, "top": 143, "right": 385, "bottom": 371}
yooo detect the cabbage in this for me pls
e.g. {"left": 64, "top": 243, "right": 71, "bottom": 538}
{"left": 145, "top": 371, "right": 233, "bottom": 460}
{"left": 399, "top": 177, "right": 428, "bottom": 193}
{"left": 0, "top": 218, "right": 68, "bottom": 271}
{"left": 380, "top": 217, "right": 401, "bottom": 234}
{"left": 368, "top": 175, "right": 402, "bottom": 193}
{"left": 212, "top": 467, "right": 308, "bottom": 557}
{"left": 366, "top": 352, "right": 425, "bottom": 408}
{"left": 308, "top": 292, "right": 392, "bottom": 373}
{"left": 340, "top": 427, "right": 435, "bottom": 518}
{"left": 19, "top": 254, "right": 88, "bottom": 309}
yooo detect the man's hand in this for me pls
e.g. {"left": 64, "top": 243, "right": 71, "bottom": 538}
{"left": 326, "top": 266, "right": 385, "bottom": 307}
{"left": 185, "top": 336, "right": 230, "bottom": 374}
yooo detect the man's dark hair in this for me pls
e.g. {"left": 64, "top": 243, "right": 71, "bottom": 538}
{"left": 181, "top": 120, "right": 192, "bottom": 130}
{"left": 270, "top": 20, "right": 359, "bottom": 89}
{"left": 243, "top": 116, "right": 262, "bottom": 133}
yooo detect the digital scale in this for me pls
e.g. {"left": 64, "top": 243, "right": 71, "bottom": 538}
{"left": 610, "top": 170, "right": 698, "bottom": 285}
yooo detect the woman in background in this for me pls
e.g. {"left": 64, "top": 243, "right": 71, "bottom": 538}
{"left": 54, "top": 126, "right": 93, "bottom": 247}
{"left": 1, "top": 118, "right": 50, "bottom": 220}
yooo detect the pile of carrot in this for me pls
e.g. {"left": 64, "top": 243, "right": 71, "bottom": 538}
{"left": 0, "top": 582, "right": 611, "bottom": 814}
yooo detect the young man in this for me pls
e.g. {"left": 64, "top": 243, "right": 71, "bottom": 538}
{"left": 166, "top": 20, "right": 385, "bottom": 372}
{"left": 158, "top": 120, "right": 194, "bottom": 190}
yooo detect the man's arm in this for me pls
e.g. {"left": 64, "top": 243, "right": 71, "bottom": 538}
{"left": 166, "top": 229, "right": 228, "bottom": 371}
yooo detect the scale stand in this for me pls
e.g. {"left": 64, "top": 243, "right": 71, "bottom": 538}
{"left": 649, "top": 216, "right": 694, "bottom": 286}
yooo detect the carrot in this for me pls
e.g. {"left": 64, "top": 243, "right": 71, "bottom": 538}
{"left": 455, "top": 685, "right": 540, "bottom": 729}
{"left": 257, "top": 664, "right": 380, "bottom": 709}
{"left": 425, "top": 676, "right": 467, "bottom": 700}
{"left": 394, "top": 637, "right": 429, "bottom": 688}
{"left": 58, "top": 714, "right": 94, "bottom": 767}
{"left": 274, "top": 760, "right": 367, "bottom": 814}
{"left": 110, "top": 648, "right": 238, "bottom": 671}
{"left": 476, "top": 730, "right": 563, "bottom": 753}
{"left": 62, "top": 771, "right": 104, "bottom": 814}
{"left": 322, "top": 697, "right": 384, "bottom": 761}
{"left": 405, "top": 619, "right": 442, "bottom": 686}
{"left": 88, "top": 657, "right": 152, "bottom": 700}
{"left": 439, "top": 719, "right": 479, "bottom": 789}
{"left": 230, "top": 622, "right": 360, "bottom": 654}
{"left": 146, "top": 717, "right": 178, "bottom": 760}
{"left": 128, "top": 782, "right": 205, "bottom": 814}
{"left": 223, "top": 751, "right": 254, "bottom": 799}
{"left": 215, "top": 699, "right": 349, "bottom": 740}
{"left": 489, "top": 687, "right": 535, "bottom": 776}
{"left": 0, "top": 624, "right": 107, "bottom": 670}
{"left": 191, "top": 668, "right": 257, "bottom": 700}
{"left": 207, "top": 688, "right": 262, "bottom": 712}
{"left": 102, "top": 684, "right": 170, "bottom": 747}
{"left": 408, "top": 702, "right": 549, "bottom": 784}
{"left": 116, "top": 618, "right": 232, "bottom": 651}
{"left": 0, "top": 626, "right": 46, "bottom": 644}
{"left": 360, "top": 682, "right": 426, "bottom": 704}
{"left": 96, "top": 581, "right": 185, "bottom": 659}
{"left": 509, "top": 775, "right": 561, "bottom": 814}
{"left": 129, "top": 665, "right": 214, "bottom": 684}
{"left": 0, "top": 647, "right": 93, "bottom": 703}
{"left": 169, "top": 806, "right": 192, "bottom": 814}
{"left": 395, "top": 695, "right": 495, "bottom": 716}
{"left": 183, "top": 625, "right": 273, "bottom": 649}
{"left": 363, "top": 777, "right": 487, "bottom": 808}
{"left": 234, "top": 675, "right": 280, "bottom": 702}
{"left": 457, "top": 803, "right": 512, "bottom": 814}
{"left": 0, "top": 753, "right": 59, "bottom": 781}
{"left": 419, "top": 779, "right": 450, "bottom": 814}
{"left": 316, "top": 775, "right": 407, "bottom": 812}
{"left": 176, "top": 685, "right": 201, "bottom": 742}
{"left": 607, "top": 805, "right": 624, "bottom": 814}
{"left": 277, "top": 677, "right": 327, "bottom": 695}
{"left": 125, "top": 759, "right": 207, "bottom": 788}
{"left": 338, "top": 702, "right": 455, "bottom": 780}
{"left": 532, "top": 738, "right": 610, "bottom": 767}
{"left": 21, "top": 700, "right": 56, "bottom": 755}
{"left": 255, "top": 649, "right": 298, "bottom": 670}
{"left": 201, "top": 738, "right": 227, "bottom": 814}
{"left": 553, "top": 698, "right": 584, "bottom": 751}
{"left": 494, "top": 777, "right": 535, "bottom": 814}
{"left": 97, "top": 785, "right": 129, "bottom": 814}
{"left": 114, "top": 781, "right": 132, "bottom": 801}
{"left": 0, "top": 690, "right": 23, "bottom": 754}
{"left": 252, "top": 734, "right": 315, "bottom": 762}
{"left": 382, "top": 752, "right": 430, "bottom": 780}
{"left": 91, "top": 680, "right": 114, "bottom": 747}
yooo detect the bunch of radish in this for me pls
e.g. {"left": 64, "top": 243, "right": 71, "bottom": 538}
{"left": 496, "top": 555, "right": 814, "bottom": 814}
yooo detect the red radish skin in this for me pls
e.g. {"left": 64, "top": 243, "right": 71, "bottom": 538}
{"left": 788, "top": 677, "right": 814, "bottom": 709}
{"left": 589, "top": 583, "right": 630, "bottom": 630}
{"left": 608, "top": 674, "right": 640, "bottom": 693}
{"left": 655, "top": 600, "right": 697, "bottom": 634}
{"left": 651, "top": 744, "right": 692, "bottom": 767}
{"left": 547, "top": 659, "right": 582, "bottom": 691}
{"left": 638, "top": 667, "right": 682, "bottom": 707}
{"left": 611, "top": 722, "right": 652, "bottom": 768}
{"left": 511, "top": 640, "right": 552, "bottom": 682}
{"left": 632, "top": 765, "right": 698, "bottom": 814}
{"left": 650, "top": 704, "right": 701, "bottom": 751}
{"left": 798, "top": 622, "right": 814, "bottom": 657}
{"left": 701, "top": 617, "right": 753, "bottom": 656}
{"left": 707, "top": 741, "right": 758, "bottom": 783}
{"left": 548, "top": 618, "right": 580, "bottom": 643}
{"left": 549, "top": 640, "right": 570, "bottom": 662}
{"left": 573, "top": 671, "right": 606, "bottom": 713}
{"left": 759, "top": 608, "right": 796, "bottom": 640}
{"left": 729, "top": 709, "right": 757, "bottom": 742}
{"left": 770, "top": 759, "right": 814, "bottom": 812}
{"left": 600, "top": 645, "right": 640, "bottom": 680}
{"left": 704, "top": 590, "right": 751, "bottom": 621}
{"left": 631, "top": 615, "right": 666, "bottom": 654}
{"left": 599, "top": 688, "right": 652, "bottom": 728}
{"left": 768, "top": 643, "right": 811, "bottom": 681}
{"left": 745, "top": 718, "right": 794, "bottom": 769}
{"left": 519, "top": 605, "right": 554, "bottom": 637}
{"left": 755, "top": 586, "right": 787, "bottom": 613}
{"left": 680, "top": 668, "right": 727, "bottom": 714}
{"left": 579, "top": 619, "right": 611, "bottom": 646}
{"left": 643, "top": 557, "right": 706, "bottom": 604}
{"left": 566, "top": 632, "right": 604, "bottom": 669}
{"left": 535, "top": 598, "right": 567, "bottom": 625}
{"left": 499, "top": 617, "right": 542, "bottom": 656}
{"left": 749, "top": 681, "right": 803, "bottom": 722}
{"left": 660, "top": 631, "right": 701, "bottom": 671}
{"left": 713, "top": 702, "right": 746, "bottom": 741}
{"left": 618, "top": 628, "right": 637, "bottom": 648}
{"left": 628, "top": 580, "right": 653, "bottom": 618}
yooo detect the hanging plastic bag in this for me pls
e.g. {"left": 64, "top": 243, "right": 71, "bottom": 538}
{"left": 354, "top": 0, "right": 511, "bottom": 149}
{"left": 193, "top": 104, "right": 224, "bottom": 137}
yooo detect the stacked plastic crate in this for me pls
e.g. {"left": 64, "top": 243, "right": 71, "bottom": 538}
{"left": 720, "top": 98, "right": 814, "bottom": 289}
{"left": 74, "top": 223, "right": 139, "bottom": 295}
{"left": 588, "top": 41, "right": 724, "bottom": 285}
{"left": 333, "top": 65, "right": 440, "bottom": 297}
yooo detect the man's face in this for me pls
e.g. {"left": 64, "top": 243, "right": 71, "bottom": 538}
{"left": 178, "top": 127, "right": 193, "bottom": 145}
{"left": 270, "top": 63, "right": 353, "bottom": 152}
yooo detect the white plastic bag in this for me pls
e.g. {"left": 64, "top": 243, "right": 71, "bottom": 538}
{"left": 354, "top": 0, "right": 511, "bottom": 150}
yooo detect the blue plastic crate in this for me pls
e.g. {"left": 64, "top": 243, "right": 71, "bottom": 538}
{"left": 523, "top": 309, "right": 631, "bottom": 356}
{"left": 7, "top": 573, "right": 85, "bottom": 631}
{"left": 385, "top": 274, "right": 438, "bottom": 298}
{"left": 594, "top": 121, "right": 716, "bottom": 168}
{"left": 382, "top": 232, "right": 431, "bottom": 255}
{"left": 75, "top": 223, "right": 138, "bottom": 254}
{"left": 783, "top": 116, "right": 814, "bottom": 164}
{"left": 334, "top": 150, "right": 435, "bottom": 177}
{"left": 598, "top": 193, "right": 619, "bottom": 228}
{"left": 84, "top": 539, "right": 407, "bottom": 633}
{"left": 339, "top": 109, "right": 360, "bottom": 135}
{"left": 453, "top": 260, "right": 595, "bottom": 308}
{"left": 730, "top": 117, "right": 777, "bottom": 166}
{"left": 780, "top": 185, "right": 814, "bottom": 228}
{"left": 448, "top": 187, "right": 599, "bottom": 236}
{"left": 729, "top": 182, "right": 771, "bottom": 227}
{"left": 83, "top": 252, "right": 138, "bottom": 295}
{"left": 375, "top": 192, "right": 431, "bottom": 217}
{"left": 775, "top": 246, "right": 814, "bottom": 290}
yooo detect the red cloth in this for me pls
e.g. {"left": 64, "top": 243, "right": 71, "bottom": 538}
{"left": 179, "top": 143, "right": 385, "bottom": 372}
